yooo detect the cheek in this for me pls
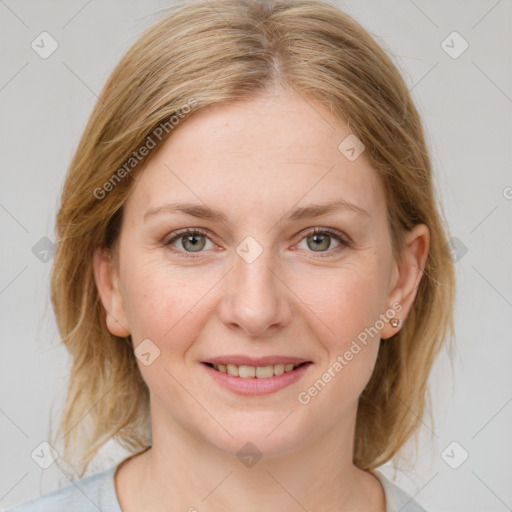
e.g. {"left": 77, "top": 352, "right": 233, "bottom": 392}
{"left": 293, "top": 258, "right": 390, "bottom": 406}
{"left": 300, "top": 257, "right": 389, "bottom": 345}
{"left": 121, "top": 260, "right": 217, "bottom": 350}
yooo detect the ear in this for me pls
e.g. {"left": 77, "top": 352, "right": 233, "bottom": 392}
{"left": 380, "top": 223, "right": 430, "bottom": 340}
{"left": 92, "top": 246, "right": 130, "bottom": 337}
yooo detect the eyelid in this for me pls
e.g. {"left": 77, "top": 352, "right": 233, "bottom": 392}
{"left": 163, "top": 227, "right": 211, "bottom": 245}
{"left": 296, "top": 226, "right": 352, "bottom": 247}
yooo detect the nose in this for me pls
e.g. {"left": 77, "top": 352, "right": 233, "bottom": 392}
{"left": 217, "top": 245, "right": 293, "bottom": 339}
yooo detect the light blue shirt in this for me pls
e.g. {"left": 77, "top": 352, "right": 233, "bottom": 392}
{"left": 5, "top": 465, "right": 427, "bottom": 511}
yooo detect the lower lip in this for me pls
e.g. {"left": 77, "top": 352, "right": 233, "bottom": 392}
{"left": 202, "top": 362, "right": 312, "bottom": 396}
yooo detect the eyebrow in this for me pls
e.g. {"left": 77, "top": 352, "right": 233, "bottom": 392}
{"left": 143, "top": 199, "right": 369, "bottom": 224}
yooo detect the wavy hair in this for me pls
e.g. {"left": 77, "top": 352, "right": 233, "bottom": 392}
{"left": 49, "top": 0, "right": 456, "bottom": 478}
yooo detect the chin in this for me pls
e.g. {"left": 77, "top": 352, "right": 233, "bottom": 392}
{"left": 203, "top": 414, "right": 310, "bottom": 461}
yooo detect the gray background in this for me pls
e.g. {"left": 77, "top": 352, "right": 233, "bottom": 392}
{"left": 1, "top": 1, "right": 511, "bottom": 510}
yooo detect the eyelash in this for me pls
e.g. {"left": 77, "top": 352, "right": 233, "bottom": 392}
{"left": 163, "top": 227, "right": 350, "bottom": 259}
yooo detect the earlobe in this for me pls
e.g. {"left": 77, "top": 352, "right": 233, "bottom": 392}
{"left": 92, "top": 246, "right": 131, "bottom": 337}
{"left": 381, "top": 224, "right": 430, "bottom": 340}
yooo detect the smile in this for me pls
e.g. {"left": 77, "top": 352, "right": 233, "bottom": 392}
{"left": 201, "top": 360, "right": 313, "bottom": 396}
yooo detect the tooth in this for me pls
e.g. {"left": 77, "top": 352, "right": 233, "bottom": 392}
{"left": 273, "top": 364, "right": 285, "bottom": 376}
{"left": 256, "top": 365, "right": 274, "bottom": 378}
{"left": 238, "top": 365, "right": 256, "bottom": 378}
{"left": 227, "top": 364, "right": 239, "bottom": 376}
{"left": 216, "top": 362, "right": 304, "bottom": 377}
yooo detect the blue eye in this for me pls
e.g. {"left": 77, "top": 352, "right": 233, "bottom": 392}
{"left": 296, "top": 227, "right": 349, "bottom": 256}
{"left": 164, "top": 227, "right": 350, "bottom": 259}
{"left": 164, "top": 228, "right": 214, "bottom": 257}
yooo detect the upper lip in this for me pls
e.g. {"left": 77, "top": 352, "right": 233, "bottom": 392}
{"left": 204, "top": 355, "right": 311, "bottom": 367}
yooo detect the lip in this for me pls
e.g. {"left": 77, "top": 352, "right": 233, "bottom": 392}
{"left": 204, "top": 355, "right": 310, "bottom": 367}
{"left": 202, "top": 360, "right": 313, "bottom": 396}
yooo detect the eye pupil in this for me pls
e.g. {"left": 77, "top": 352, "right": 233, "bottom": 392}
{"left": 308, "top": 233, "right": 330, "bottom": 251}
{"left": 182, "top": 233, "right": 206, "bottom": 252}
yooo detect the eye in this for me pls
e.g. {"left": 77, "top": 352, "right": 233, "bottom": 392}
{"left": 164, "top": 228, "right": 214, "bottom": 257}
{"left": 164, "top": 227, "right": 350, "bottom": 259}
{"left": 296, "top": 227, "right": 350, "bottom": 257}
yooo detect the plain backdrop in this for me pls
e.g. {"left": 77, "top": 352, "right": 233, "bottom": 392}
{"left": 1, "top": 1, "right": 511, "bottom": 511}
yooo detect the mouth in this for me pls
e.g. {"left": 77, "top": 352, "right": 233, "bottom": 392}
{"left": 203, "top": 361, "right": 311, "bottom": 379}
{"left": 201, "top": 357, "right": 313, "bottom": 396}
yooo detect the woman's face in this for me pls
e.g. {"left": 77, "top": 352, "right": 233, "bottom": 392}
{"left": 95, "top": 85, "right": 427, "bottom": 458}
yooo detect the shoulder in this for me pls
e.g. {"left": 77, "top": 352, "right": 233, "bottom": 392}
{"left": 371, "top": 469, "right": 429, "bottom": 512}
{"left": 4, "top": 465, "right": 122, "bottom": 512}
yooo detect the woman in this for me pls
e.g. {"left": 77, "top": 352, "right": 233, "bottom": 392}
{"left": 6, "top": 0, "right": 455, "bottom": 510}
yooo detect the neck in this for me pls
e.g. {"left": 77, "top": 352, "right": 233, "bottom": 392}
{"left": 115, "top": 399, "right": 385, "bottom": 512}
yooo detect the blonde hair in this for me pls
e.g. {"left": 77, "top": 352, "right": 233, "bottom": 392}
{"left": 50, "top": 0, "right": 455, "bottom": 478}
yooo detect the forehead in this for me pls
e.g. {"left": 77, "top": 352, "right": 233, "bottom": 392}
{"left": 125, "top": 87, "right": 386, "bottom": 222}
